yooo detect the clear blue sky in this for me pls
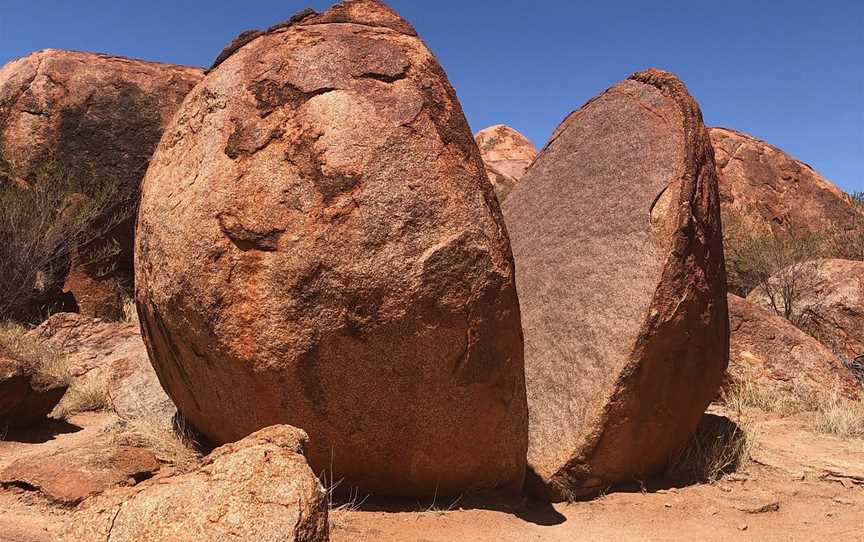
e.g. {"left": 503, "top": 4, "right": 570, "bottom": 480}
{"left": 1, "top": 1, "right": 862, "bottom": 192}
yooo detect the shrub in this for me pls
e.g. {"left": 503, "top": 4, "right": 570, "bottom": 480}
{"left": 0, "top": 162, "right": 134, "bottom": 321}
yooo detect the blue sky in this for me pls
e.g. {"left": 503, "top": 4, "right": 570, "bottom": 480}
{"left": 1, "top": 1, "right": 862, "bottom": 192}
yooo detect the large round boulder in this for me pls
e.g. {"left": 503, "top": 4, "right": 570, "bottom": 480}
{"left": 135, "top": 0, "right": 527, "bottom": 496}
{"left": 503, "top": 69, "right": 729, "bottom": 501}
{"left": 0, "top": 49, "right": 203, "bottom": 320}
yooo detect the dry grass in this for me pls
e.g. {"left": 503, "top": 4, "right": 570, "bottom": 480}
{"left": 122, "top": 296, "right": 139, "bottom": 325}
{"left": 0, "top": 321, "right": 70, "bottom": 383}
{"left": 53, "top": 377, "right": 110, "bottom": 417}
{"left": 114, "top": 414, "right": 202, "bottom": 473}
{"left": 667, "top": 409, "right": 754, "bottom": 484}
{"left": 721, "top": 375, "right": 864, "bottom": 440}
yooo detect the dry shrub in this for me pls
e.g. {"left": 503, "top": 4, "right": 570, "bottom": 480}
{"left": 0, "top": 321, "right": 70, "bottom": 383}
{"left": 666, "top": 410, "right": 753, "bottom": 484}
{"left": 0, "top": 161, "right": 134, "bottom": 322}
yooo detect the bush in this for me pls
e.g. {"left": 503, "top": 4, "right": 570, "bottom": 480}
{"left": 0, "top": 162, "right": 133, "bottom": 321}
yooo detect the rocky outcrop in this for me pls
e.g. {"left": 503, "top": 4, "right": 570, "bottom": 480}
{"left": 66, "top": 425, "right": 328, "bottom": 542}
{"left": 503, "top": 69, "right": 728, "bottom": 501}
{"left": 727, "top": 294, "right": 859, "bottom": 398}
{"left": 31, "top": 313, "right": 174, "bottom": 421}
{"left": 747, "top": 259, "right": 864, "bottom": 361}
{"left": 711, "top": 127, "right": 863, "bottom": 268}
{"left": 0, "top": 350, "right": 67, "bottom": 431}
{"left": 475, "top": 124, "right": 537, "bottom": 201}
{"left": 135, "top": 0, "right": 527, "bottom": 496}
{"left": 0, "top": 49, "right": 203, "bottom": 319}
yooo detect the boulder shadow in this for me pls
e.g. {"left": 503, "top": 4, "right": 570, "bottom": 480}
{"left": 3, "top": 418, "right": 83, "bottom": 444}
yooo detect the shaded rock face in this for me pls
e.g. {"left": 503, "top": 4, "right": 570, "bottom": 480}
{"left": 0, "top": 49, "right": 203, "bottom": 320}
{"left": 475, "top": 124, "right": 537, "bottom": 202}
{"left": 503, "top": 69, "right": 729, "bottom": 501}
{"left": 0, "top": 351, "right": 67, "bottom": 431}
{"left": 727, "top": 294, "right": 859, "bottom": 398}
{"left": 747, "top": 259, "right": 864, "bottom": 361}
{"left": 711, "top": 127, "right": 862, "bottom": 238}
{"left": 136, "top": 0, "right": 527, "bottom": 496}
{"left": 31, "top": 313, "right": 174, "bottom": 421}
{"left": 67, "top": 425, "right": 328, "bottom": 542}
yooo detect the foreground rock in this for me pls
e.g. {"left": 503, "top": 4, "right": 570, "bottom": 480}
{"left": 474, "top": 125, "right": 537, "bottom": 201}
{"left": 711, "top": 127, "right": 863, "bottom": 238}
{"left": 67, "top": 425, "right": 328, "bottom": 542}
{"left": 727, "top": 294, "right": 859, "bottom": 398}
{"left": 0, "top": 49, "right": 203, "bottom": 319}
{"left": 747, "top": 259, "right": 864, "bottom": 361}
{"left": 503, "top": 69, "right": 728, "bottom": 501}
{"left": 136, "top": 0, "right": 527, "bottom": 496}
{"left": 0, "top": 350, "right": 67, "bottom": 431}
{"left": 30, "top": 313, "right": 173, "bottom": 420}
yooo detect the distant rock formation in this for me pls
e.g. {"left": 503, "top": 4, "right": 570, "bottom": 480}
{"left": 0, "top": 49, "right": 203, "bottom": 320}
{"left": 503, "top": 69, "right": 729, "bottom": 501}
{"left": 727, "top": 294, "right": 859, "bottom": 398}
{"left": 67, "top": 425, "right": 328, "bottom": 542}
{"left": 475, "top": 124, "right": 537, "bottom": 201}
{"left": 747, "top": 259, "right": 864, "bottom": 361}
{"left": 136, "top": 0, "right": 527, "bottom": 496}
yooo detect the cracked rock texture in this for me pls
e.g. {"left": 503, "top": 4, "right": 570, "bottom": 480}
{"left": 135, "top": 0, "right": 527, "bottom": 496}
{"left": 474, "top": 124, "right": 537, "bottom": 202}
{"left": 65, "top": 425, "right": 328, "bottom": 542}
{"left": 0, "top": 49, "right": 203, "bottom": 320}
{"left": 727, "top": 294, "right": 860, "bottom": 399}
{"left": 503, "top": 69, "right": 729, "bottom": 501}
{"left": 747, "top": 259, "right": 864, "bottom": 361}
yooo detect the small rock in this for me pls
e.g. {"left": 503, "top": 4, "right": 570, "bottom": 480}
{"left": 739, "top": 524, "right": 748, "bottom": 531}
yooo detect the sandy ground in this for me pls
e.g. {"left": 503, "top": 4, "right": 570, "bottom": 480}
{"left": 1, "top": 411, "right": 861, "bottom": 541}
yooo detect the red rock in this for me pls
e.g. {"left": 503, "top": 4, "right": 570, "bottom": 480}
{"left": 475, "top": 124, "right": 538, "bottom": 201}
{"left": 503, "top": 69, "right": 729, "bottom": 501}
{"left": 727, "top": 294, "right": 859, "bottom": 398}
{"left": 0, "top": 49, "right": 203, "bottom": 320}
{"left": 0, "top": 349, "right": 67, "bottom": 431}
{"left": 67, "top": 425, "right": 327, "bottom": 542}
{"left": 136, "top": 0, "right": 527, "bottom": 496}
{"left": 747, "top": 259, "right": 864, "bottom": 361}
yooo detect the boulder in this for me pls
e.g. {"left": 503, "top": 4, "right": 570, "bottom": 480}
{"left": 711, "top": 127, "right": 862, "bottom": 237}
{"left": 0, "top": 350, "right": 67, "bottom": 431}
{"left": 502, "top": 69, "right": 729, "bottom": 500}
{"left": 66, "top": 425, "right": 328, "bottom": 542}
{"left": 0, "top": 49, "right": 203, "bottom": 319}
{"left": 747, "top": 259, "right": 864, "bottom": 361}
{"left": 31, "top": 313, "right": 174, "bottom": 421}
{"left": 135, "top": 0, "right": 527, "bottom": 496}
{"left": 474, "top": 124, "right": 537, "bottom": 201}
{"left": 727, "top": 294, "right": 859, "bottom": 398}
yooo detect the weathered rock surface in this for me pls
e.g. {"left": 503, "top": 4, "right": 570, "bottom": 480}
{"left": 0, "top": 49, "right": 203, "bottom": 319}
{"left": 67, "top": 425, "right": 328, "bottom": 542}
{"left": 711, "top": 127, "right": 862, "bottom": 240}
{"left": 31, "top": 313, "right": 173, "bottom": 420}
{"left": 0, "top": 349, "right": 67, "bottom": 431}
{"left": 503, "top": 69, "right": 729, "bottom": 500}
{"left": 727, "top": 294, "right": 859, "bottom": 398}
{"left": 475, "top": 124, "right": 537, "bottom": 201}
{"left": 136, "top": 0, "right": 527, "bottom": 496}
{"left": 747, "top": 259, "right": 864, "bottom": 361}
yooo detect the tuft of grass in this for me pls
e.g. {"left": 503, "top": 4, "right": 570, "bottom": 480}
{"left": 811, "top": 392, "right": 864, "bottom": 439}
{"left": 54, "top": 377, "right": 110, "bottom": 417}
{"left": 0, "top": 321, "right": 71, "bottom": 383}
{"left": 114, "top": 414, "right": 202, "bottom": 473}
{"left": 122, "top": 296, "right": 139, "bottom": 325}
{"left": 666, "top": 410, "right": 754, "bottom": 484}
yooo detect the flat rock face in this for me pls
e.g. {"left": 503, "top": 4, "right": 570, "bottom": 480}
{"left": 136, "top": 0, "right": 527, "bottom": 496}
{"left": 747, "top": 259, "right": 864, "bottom": 361}
{"left": 503, "top": 69, "right": 729, "bottom": 500}
{"left": 0, "top": 351, "right": 67, "bottom": 431}
{"left": 475, "top": 124, "right": 537, "bottom": 201}
{"left": 727, "top": 294, "right": 859, "bottom": 398}
{"left": 711, "top": 127, "right": 862, "bottom": 237}
{"left": 67, "top": 425, "right": 328, "bottom": 542}
{"left": 31, "top": 313, "right": 174, "bottom": 421}
{"left": 0, "top": 49, "right": 203, "bottom": 319}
